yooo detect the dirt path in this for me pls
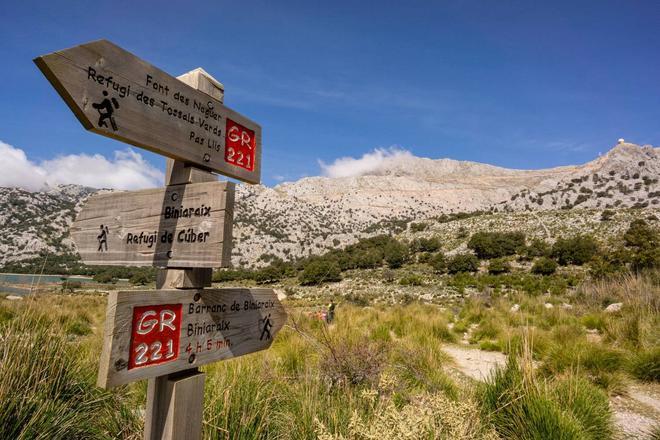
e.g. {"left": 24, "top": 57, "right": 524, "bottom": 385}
{"left": 441, "top": 345, "right": 660, "bottom": 439}
{"left": 611, "top": 384, "right": 660, "bottom": 439}
{"left": 442, "top": 345, "right": 506, "bottom": 381}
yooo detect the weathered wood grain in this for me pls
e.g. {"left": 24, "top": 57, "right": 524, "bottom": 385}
{"left": 155, "top": 269, "right": 212, "bottom": 289}
{"left": 98, "top": 288, "right": 286, "bottom": 388}
{"left": 34, "top": 40, "right": 261, "bottom": 183}
{"left": 144, "top": 75, "right": 225, "bottom": 440}
{"left": 165, "top": 159, "right": 218, "bottom": 185}
{"left": 71, "top": 181, "right": 234, "bottom": 268}
{"left": 144, "top": 370, "right": 205, "bottom": 440}
{"left": 177, "top": 68, "right": 224, "bottom": 102}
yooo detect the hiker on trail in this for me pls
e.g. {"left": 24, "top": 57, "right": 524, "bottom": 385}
{"left": 326, "top": 300, "right": 336, "bottom": 324}
{"left": 92, "top": 91, "right": 120, "bottom": 131}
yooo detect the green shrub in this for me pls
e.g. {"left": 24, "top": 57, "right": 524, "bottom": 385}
{"left": 324, "top": 249, "right": 353, "bottom": 271}
{"left": 456, "top": 226, "right": 469, "bottom": 239}
{"left": 624, "top": 219, "right": 659, "bottom": 248}
{"left": 92, "top": 272, "right": 116, "bottom": 284}
{"left": 523, "top": 239, "right": 551, "bottom": 259}
{"left": 129, "top": 272, "right": 152, "bottom": 285}
{"left": 253, "top": 265, "right": 285, "bottom": 284}
{"left": 552, "top": 235, "right": 599, "bottom": 266}
{"left": 352, "top": 249, "right": 383, "bottom": 269}
{"left": 213, "top": 268, "right": 255, "bottom": 282}
{"left": 488, "top": 258, "right": 510, "bottom": 274}
{"left": 399, "top": 274, "right": 423, "bottom": 286}
{"left": 383, "top": 241, "right": 409, "bottom": 269}
{"left": 412, "top": 237, "right": 441, "bottom": 253}
{"left": 410, "top": 222, "right": 428, "bottom": 232}
{"left": 299, "top": 259, "right": 341, "bottom": 285}
{"left": 588, "top": 254, "right": 628, "bottom": 279}
{"left": 628, "top": 348, "right": 660, "bottom": 382}
{"left": 447, "top": 254, "right": 480, "bottom": 274}
{"left": 600, "top": 210, "right": 615, "bottom": 221}
{"left": 532, "top": 257, "right": 558, "bottom": 275}
{"left": 629, "top": 247, "right": 660, "bottom": 272}
{"left": 468, "top": 231, "right": 526, "bottom": 259}
{"left": 616, "top": 219, "right": 660, "bottom": 271}
{"left": 429, "top": 253, "right": 447, "bottom": 273}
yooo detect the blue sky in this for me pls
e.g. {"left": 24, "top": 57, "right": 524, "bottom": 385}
{"left": 1, "top": 0, "right": 659, "bottom": 188}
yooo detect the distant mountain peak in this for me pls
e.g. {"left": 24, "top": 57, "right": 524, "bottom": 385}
{"left": 603, "top": 142, "right": 657, "bottom": 159}
{"left": 1, "top": 141, "right": 658, "bottom": 268}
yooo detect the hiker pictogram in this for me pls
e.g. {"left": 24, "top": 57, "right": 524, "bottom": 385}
{"left": 92, "top": 91, "right": 119, "bottom": 131}
{"left": 97, "top": 225, "right": 109, "bottom": 252}
{"left": 259, "top": 314, "right": 273, "bottom": 340}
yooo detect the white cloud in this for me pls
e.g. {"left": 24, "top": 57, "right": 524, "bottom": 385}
{"left": 318, "top": 147, "right": 414, "bottom": 178}
{"left": 0, "top": 141, "right": 164, "bottom": 191}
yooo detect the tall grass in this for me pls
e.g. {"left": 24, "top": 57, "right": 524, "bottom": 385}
{"left": 202, "top": 359, "right": 277, "bottom": 439}
{"left": 0, "top": 298, "right": 140, "bottom": 439}
{"left": 480, "top": 355, "right": 613, "bottom": 440}
{"left": 577, "top": 271, "right": 660, "bottom": 316}
{"left": 462, "top": 271, "right": 660, "bottom": 393}
{"left": 577, "top": 272, "right": 660, "bottom": 382}
{"left": 628, "top": 348, "right": 660, "bottom": 382}
{"left": 199, "top": 305, "right": 462, "bottom": 439}
{"left": 1, "top": 270, "right": 657, "bottom": 439}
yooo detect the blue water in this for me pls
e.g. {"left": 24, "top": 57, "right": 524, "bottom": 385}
{"left": 0, "top": 273, "right": 94, "bottom": 285}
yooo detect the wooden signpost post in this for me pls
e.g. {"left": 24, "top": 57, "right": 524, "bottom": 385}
{"left": 35, "top": 40, "right": 284, "bottom": 440}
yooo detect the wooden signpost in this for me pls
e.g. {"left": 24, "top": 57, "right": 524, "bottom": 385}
{"left": 35, "top": 40, "right": 284, "bottom": 440}
{"left": 34, "top": 40, "right": 262, "bottom": 184}
{"left": 98, "top": 288, "right": 286, "bottom": 388}
{"left": 71, "top": 181, "right": 234, "bottom": 268}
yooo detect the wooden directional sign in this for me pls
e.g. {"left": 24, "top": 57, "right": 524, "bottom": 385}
{"left": 71, "top": 181, "right": 234, "bottom": 268}
{"left": 98, "top": 288, "right": 286, "bottom": 388}
{"left": 34, "top": 40, "right": 262, "bottom": 184}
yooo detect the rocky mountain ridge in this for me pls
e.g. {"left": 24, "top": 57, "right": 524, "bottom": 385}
{"left": 1, "top": 142, "right": 658, "bottom": 267}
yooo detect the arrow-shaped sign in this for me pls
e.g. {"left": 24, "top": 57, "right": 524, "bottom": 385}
{"left": 34, "top": 40, "right": 262, "bottom": 184}
{"left": 98, "top": 288, "right": 286, "bottom": 388}
{"left": 71, "top": 181, "right": 234, "bottom": 268}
